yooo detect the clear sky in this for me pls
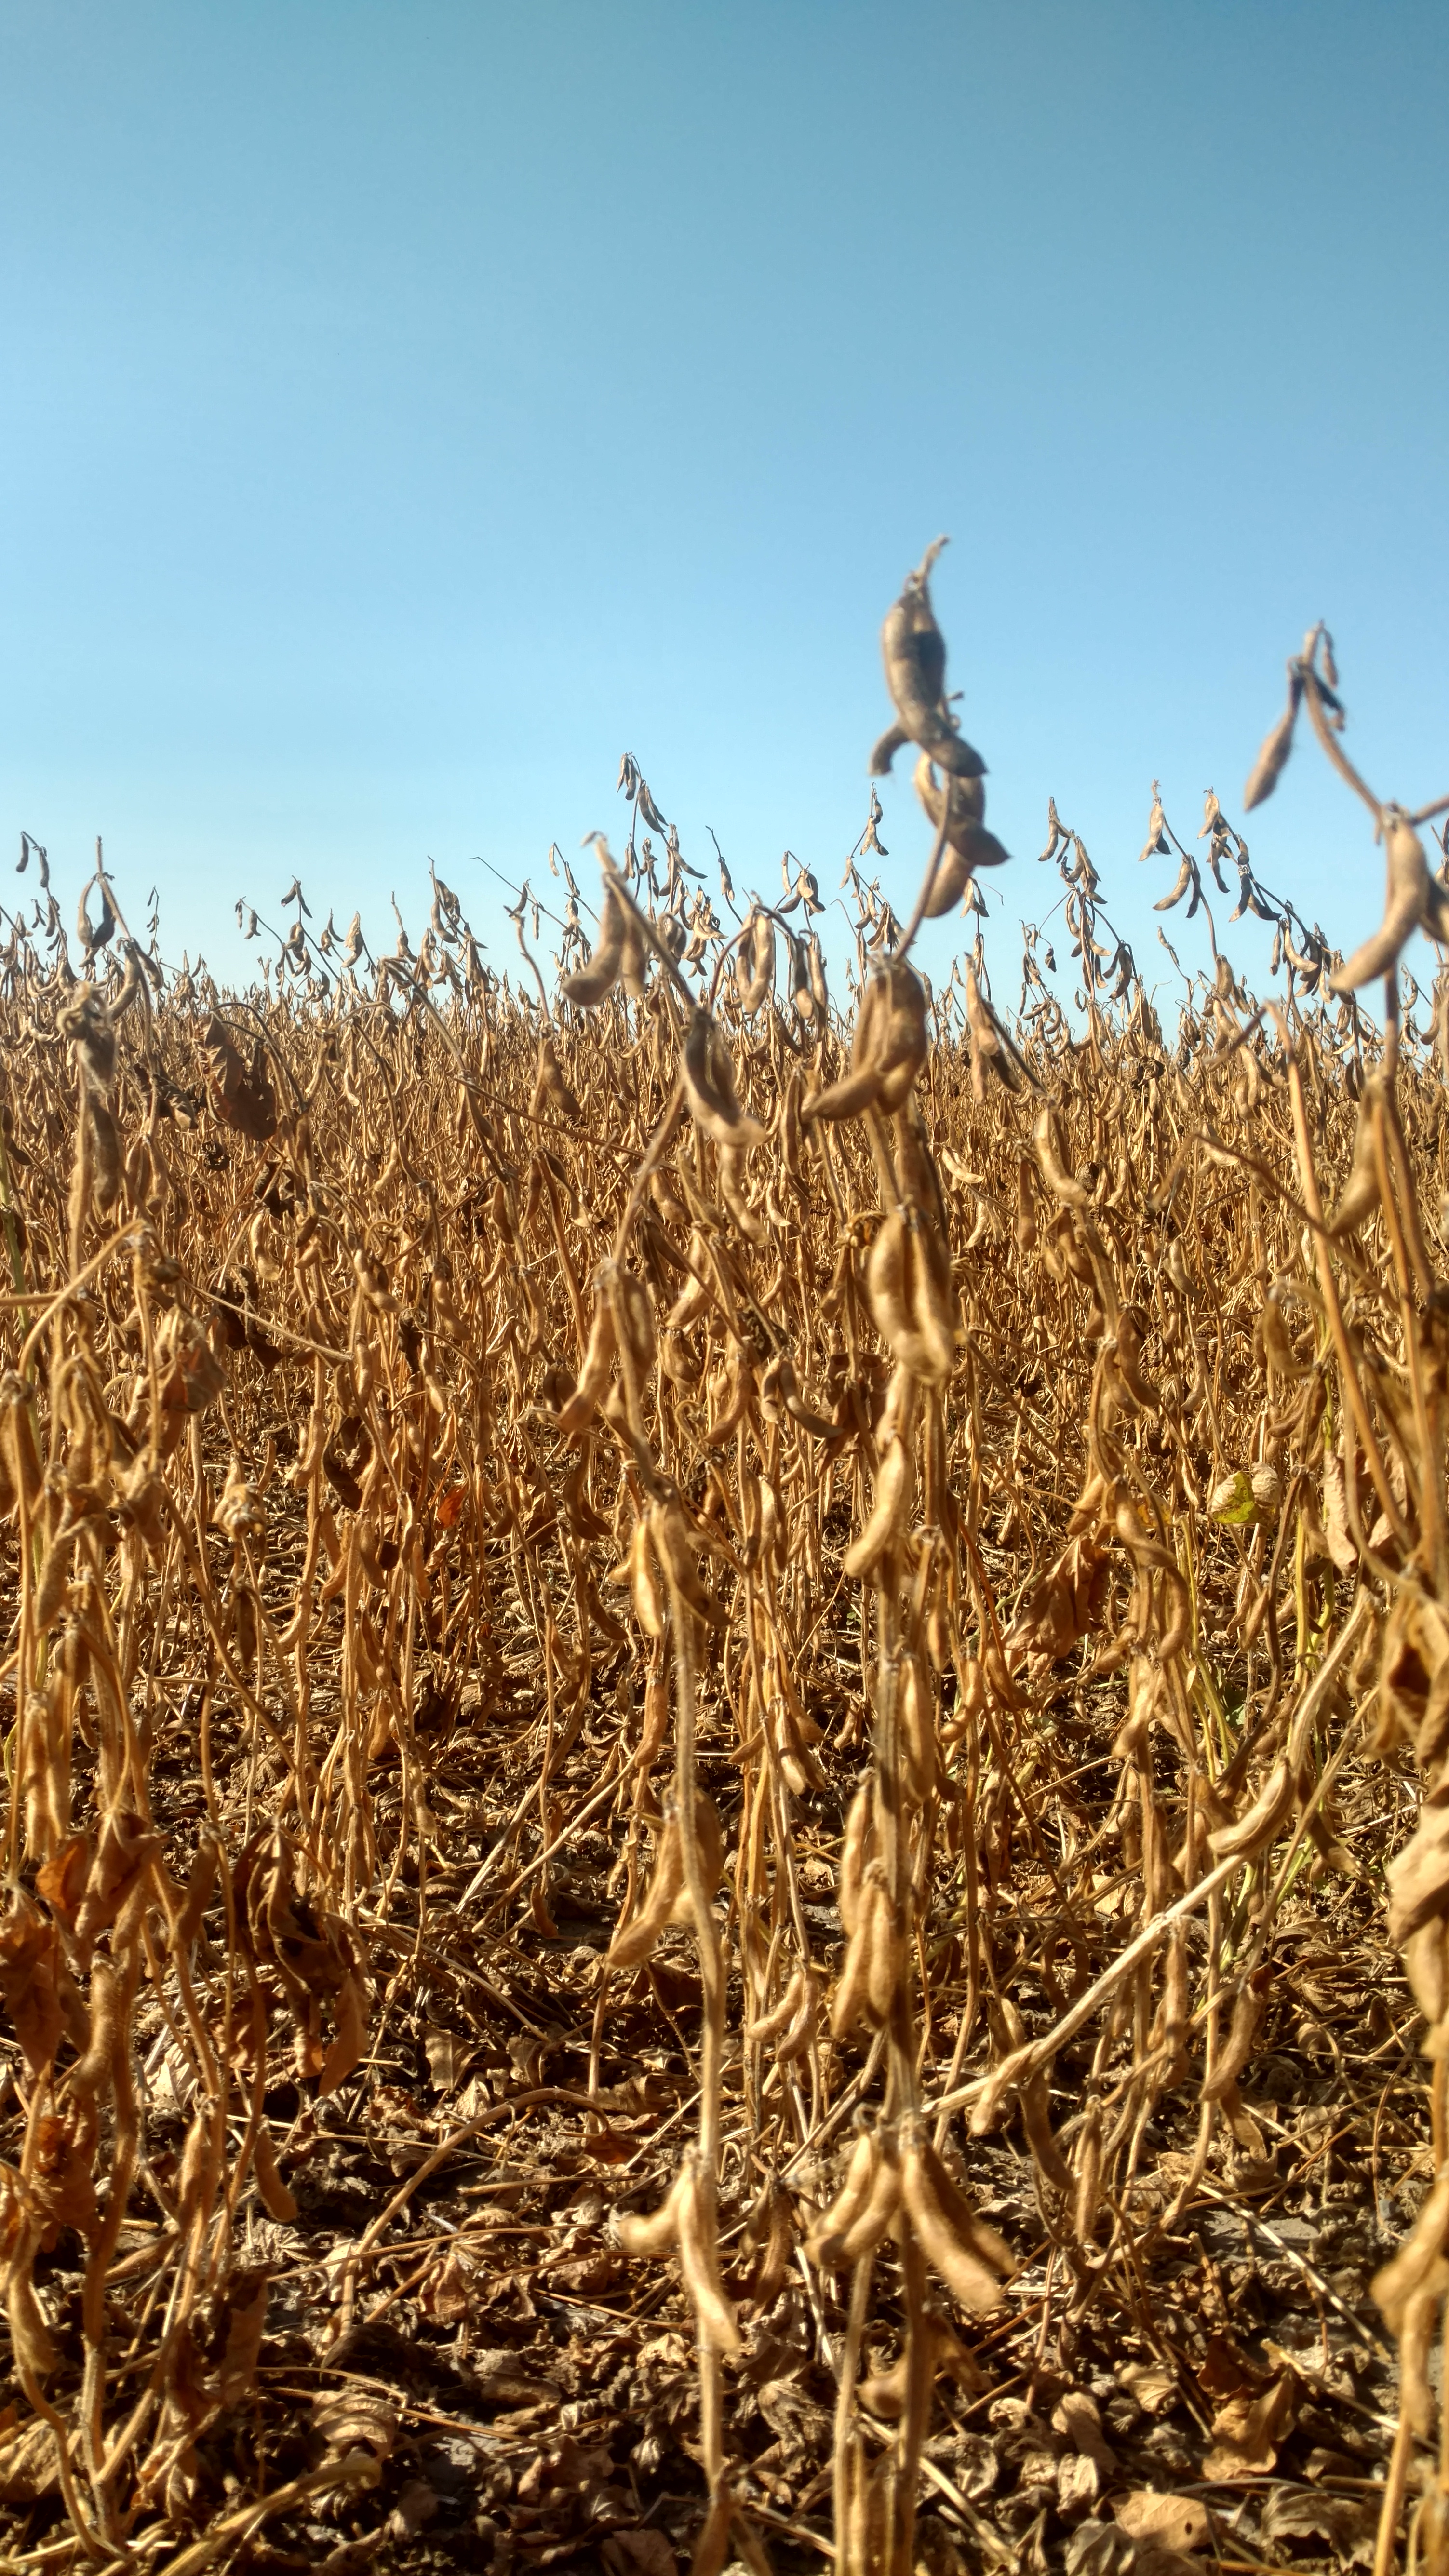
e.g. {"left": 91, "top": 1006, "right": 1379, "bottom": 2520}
{"left": 3, "top": 0, "right": 1447, "bottom": 1005}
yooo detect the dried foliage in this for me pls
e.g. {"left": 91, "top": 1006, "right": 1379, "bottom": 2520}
{"left": 0, "top": 590, "right": 1448, "bottom": 2576}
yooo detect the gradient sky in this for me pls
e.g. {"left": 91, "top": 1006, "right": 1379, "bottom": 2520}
{"left": 3, "top": 0, "right": 1447, "bottom": 1005}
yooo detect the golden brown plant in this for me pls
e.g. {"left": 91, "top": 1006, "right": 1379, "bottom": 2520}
{"left": 0, "top": 585, "right": 1446, "bottom": 2573}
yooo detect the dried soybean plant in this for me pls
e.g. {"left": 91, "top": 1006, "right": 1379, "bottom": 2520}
{"left": 1230, "top": 631, "right": 1449, "bottom": 2576}
{"left": 0, "top": 575, "right": 1444, "bottom": 2575}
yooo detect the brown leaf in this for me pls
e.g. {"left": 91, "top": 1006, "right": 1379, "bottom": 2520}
{"left": 316, "top": 1969, "right": 368, "bottom": 2096}
{"left": 205, "top": 1017, "right": 278, "bottom": 1142}
{"left": 1053, "top": 2387, "right": 1115, "bottom": 2474}
{"left": 387, "top": 2478, "right": 440, "bottom": 2541}
{"left": 215, "top": 2266, "right": 270, "bottom": 2410}
{"left": 1195, "top": 2329, "right": 1264, "bottom": 2399}
{"left": 0, "top": 1896, "right": 62, "bottom": 2078}
{"left": 34, "top": 1837, "right": 88, "bottom": 1937}
{"left": 603, "top": 2534, "right": 678, "bottom": 2576}
{"left": 72, "top": 1810, "right": 160, "bottom": 1960}
{"left": 1118, "top": 2362, "right": 1178, "bottom": 2415}
{"left": 1201, "top": 2367, "right": 1298, "bottom": 2478}
{"left": 420, "top": 2243, "right": 477, "bottom": 2324}
{"left": 424, "top": 2025, "right": 461, "bottom": 2091}
{"left": 755, "top": 2376, "right": 832, "bottom": 2457}
{"left": 470, "top": 2348, "right": 562, "bottom": 2407}
{"left": 311, "top": 2389, "right": 398, "bottom": 2457}
{"left": 1260, "top": 2485, "right": 1374, "bottom": 2563}
{"left": 0, "top": 2414, "right": 60, "bottom": 2501}
{"left": 1115, "top": 2493, "right": 1211, "bottom": 2552}
{"left": 1388, "top": 1800, "right": 1449, "bottom": 1945}
{"left": 1057, "top": 2449, "right": 1100, "bottom": 2518}
{"left": 31, "top": 2109, "right": 98, "bottom": 2242}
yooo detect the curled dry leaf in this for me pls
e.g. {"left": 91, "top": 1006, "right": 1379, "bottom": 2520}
{"left": 311, "top": 2389, "right": 399, "bottom": 2458}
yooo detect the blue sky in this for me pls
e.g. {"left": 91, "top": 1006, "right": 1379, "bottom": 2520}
{"left": 3, "top": 0, "right": 1446, "bottom": 1004}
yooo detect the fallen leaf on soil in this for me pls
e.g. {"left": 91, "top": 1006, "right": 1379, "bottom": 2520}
{"left": 1118, "top": 2362, "right": 1178, "bottom": 2415}
{"left": 1115, "top": 2492, "right": 1211, "bottom": 2551}
{"left": 602, "top": 2534, "right": 678, "bottom": 2576}
{"left": 1202, "top": 2365, "right": 1299, "bottom": 2478}
{"left": 310, "top": 2391, "right": 399, "bottom": 2459}
{"left": 1261, "top": 2485, "right": 1374, "bottom": 2563}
